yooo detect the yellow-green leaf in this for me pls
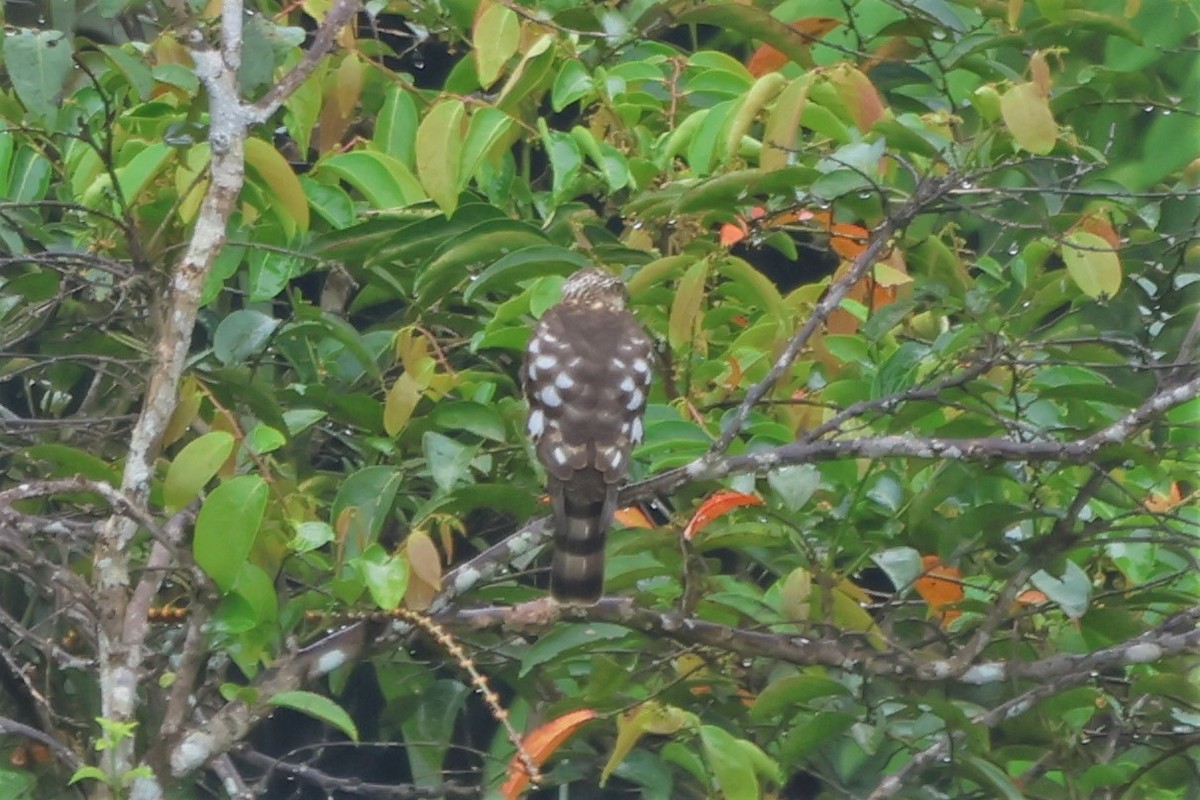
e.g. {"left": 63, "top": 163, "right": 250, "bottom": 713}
{"left": 383, "top": 359, "right": 435, "bottom": 437}
{"left": 761, "top": 74, "right": 813, "bottom": 171}
{"left": 723, "top": 72, "right": 787, "bottom": 161}
{"left": 245, "top": 137, "right": 310, "bottom": 235}
{"left": 1000, "top": 81, "right": 1057, "bottom": 155}
{"left": 1062, "top": 229, "right": 1121, "bottom": 298}
{"left": 601, "top": 702, "right": 696, "bottom": 787}
{"left": 163, "top": 431, "right": 235, "bottom": 511}
{"left": 669, "top": 260, "right": 709, "bottom": 351}
{"left": 474, "top": 2, "right": 520, "bottom": 89}
{"left": 416, "top": 99, "right": 466, "bottom": 217}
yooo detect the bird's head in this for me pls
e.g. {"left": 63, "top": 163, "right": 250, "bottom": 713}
{"left": 560, "top": 268, "right": 628, "bottom": 310}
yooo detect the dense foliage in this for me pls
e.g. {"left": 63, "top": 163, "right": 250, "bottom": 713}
{"left": 0, "top": 0, "right": 1197, "bottom": 798}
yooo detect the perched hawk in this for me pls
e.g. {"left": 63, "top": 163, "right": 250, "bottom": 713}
{"left": 521, "top": 269, "right": 653, "bottom": 603}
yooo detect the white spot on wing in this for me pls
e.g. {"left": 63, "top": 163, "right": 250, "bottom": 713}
{"left": 620, "top": 421, "right": 631, "bottom": 436}
{"left": 541, "top": 385, "right": 563, "bottom": 407}
{"left": 541, "top": 331, "right": 558, "bottom": 343}
{"left": 527, "top": 408, "right": 545, "bottom": 437}
{"left": 631, "top": 417, "right": 643, "bottom": 442}
{"left": 619, "top": 375, "right": 636, "bottom": 392}
{"left": 555, "top": 372, "right": 575, "bottom": 390}
{"left": 535, "top": 354, "right": 557, "bottom": 370}
{"left": 611, "top": 357, "right": 626, "bottom": 369}
{"left": 528, "top": 338, "right": 541, "bottom": 355}
{"left": 609, "top": 450, "right": 623, "bottom": 469}
{"left": 625, "top": 388, "right": 644, "bottom": 411}
{"left": 632, "top": 357, "right": 649, "bottom": 374}
{"left": 551, "top": 445, "right": 569, "bottom": 466}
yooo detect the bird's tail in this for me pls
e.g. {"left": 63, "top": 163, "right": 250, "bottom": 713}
{"left": 550, "top": 482, "right": 617, "bottom": 604}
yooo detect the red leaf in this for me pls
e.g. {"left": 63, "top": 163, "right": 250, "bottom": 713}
{"left": 683, "top": 491, "right": 764, "bottom": 541}
{"left": 501, "top": 709, "right": 597, "bottom": 799}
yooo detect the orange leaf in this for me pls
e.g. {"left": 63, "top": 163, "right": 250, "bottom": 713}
{"left": 1076, "top": 210, "right": 1121, "bottom": 249}
{"left": 724, "top": 355, "right": 744, "bottom": 390}
{"left": 719, "top": 220, "right": 749, "bottom": 247}
{"left": 1145, "top": 482, "right": 1183, "bottom": 513}
{"left": 746, "top": 45, "right": 789, "bottom": 78}
{"left": 828, "top": 65, "right": 887, "bottom": 131}
{"left": 746, "top": 18, "right": 842, "bottom": 76}
{"left": 863, "top": 36, "right": 921, "bottom": 71}
{"left": 829, "top": 221, "right": 870, "bottom": 260}
{"left": 1015, "top": 588, "right": 1049, "bottom": 606}
{"left": 683, "top": 491, "right": 764, "bottom": 540}
{"left": 614, "top": 505, "right": 656, "bottom": 529}
{"left": 501, "top": 709, "right": 597, "bottom": 799}
{"left": 914, "top": 555, "right": 963, "bottom": 627}
{"left": 718, "top": 206, "right": 766, "bottom": 246}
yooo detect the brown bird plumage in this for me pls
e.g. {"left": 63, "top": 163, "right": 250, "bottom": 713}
{"left": 521, "top": 269, "right": 653, "bottom": 603}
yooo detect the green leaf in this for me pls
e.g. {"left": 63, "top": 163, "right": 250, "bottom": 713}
{"left": 540, "top": 126, "right": 584, "bottom": 202}
{"left": 1031, "top": 560, "right": 1091, "bottom": 619}
{"left": 463, "top": 245, "right": 590, "bottom": 303}
{"left": 750, "top": 674, "right": 851, "bottom": 720}
{"left": 552, "top": 58, "right": 594, "bottom": 111}
{"left": 331, "top": 466, "right": 402, "bottom": 559}
{"left": 318, "top": 150, "right": 426, "bottom": 209}
{"left": 415, "top": 99, "right": 466, "bottom": 216}
{"left": 0, "top": 766, "right": 36, "bottom": 797}
{"left": 194, "top": 476, "right": 269, "bottom": 593}
{"left": 269, "top": 690, "right": 360, "bottom": 742}
{"left": 872, "top": 341, "right": 927, "bottom": 399}
{"left": 213, "top": 309, "right": 279, "bottom": 366}
{"left": 767, "top": 465, "right": 820, "bottom": 512}
{"left": 779, "top": 711, "right": 856, "bottom": 761}
{"left": 358, "top": 545, "right": 410, "bottom": 610}
{"left": 400, "top": 680, "right": 471, "bottom": 785}
{"left": 1061, "top": 230, "right": 1121, "bottom": 298}
{"left": 430, "top": 401, "right": 507, "bottom": 441}
{"left": 570, "top": 126, "right": 630, "bottom": 190}
{"left": 474, "top": 3, "right": 520, "bottom": 88}
{"left": 872, "top": 547, "right": 923, "bottom": 594}
{"left": 422, "top": 431, "right": 477, "bottom": 493}
{"left": 233, "top": 563, "right": 278, "bottom": 624}
{"left": 374, "top": 84, "right": 418, "bottom": 165}
{"left": 163, "top": 432, "right": 235, "bottom": 511}
{"left": 687, "top": 99, "right": 736, "bottom": 176}
{"left": 99, "top": 44, "right": 154, "bottom": 101}
{"left": 966, "top": 756, "right": 1024, "bottom": 800}
{"left": 247, "top": 423, "right": 286, "bottom": 455}
{"left": 292, "top": 520, "right": 335, "bottom": 553}
{"left": 69, "top": 766, "right": 111, "bottom": 786}
{"left": 520, "top": 624, "right": 635, "bottom": 677}
{"left": 415, "top": 220, "right": 547, "bottom": 303}
{"left": 2, "top": 29, "right": 74, "bottom": 125}
{"left": 461, "top": 106, "right": 516, "bottom": 181}
{"left": 113, "top": 142, "right": 174, "bottom": 207}
{"left": 699, "top": 726, "right": 762, "bottom": 800}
